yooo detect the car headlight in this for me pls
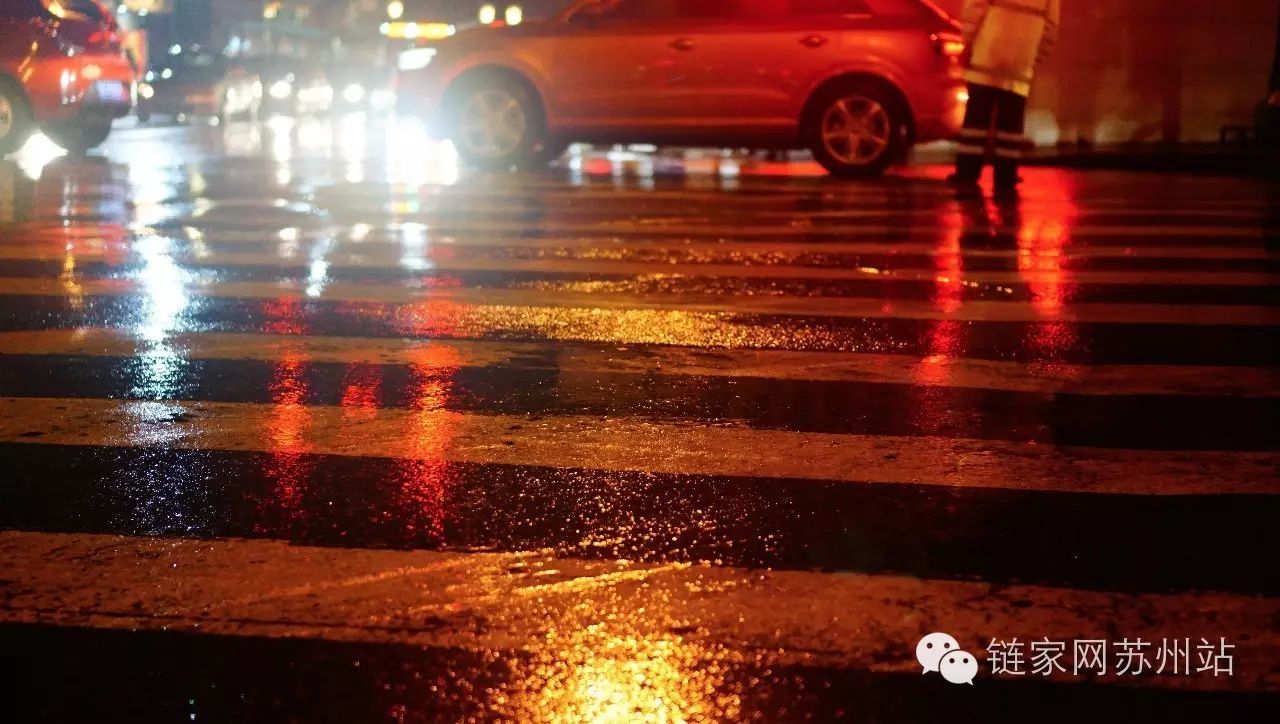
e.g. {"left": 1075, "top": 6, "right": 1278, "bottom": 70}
{"left": 138, "top": 82, "right": 155, "bottom": 99}
{"left": 342, "top": 83, "right": 365, "bottom": 104}
{"left": 269, "top": 80, "right": 293, "bottom": 99}
{"left": 397, "top": 48, "right": 436, "bottom": 72}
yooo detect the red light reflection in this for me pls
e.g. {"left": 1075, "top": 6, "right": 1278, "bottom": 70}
{"left": 912, "top": 203, "right": 968, "bottom": 433}
{"left": 393, "top": 290, "right": 465, "bottom": 338}
{"left": 264, "top": 296, "right": 306, "bottom": 336}
{"left": 340, "top": 363, "right": 383, "bottom": 427}
{"left": 261, "top": 346, "right": 313, "bottom": 532}
{"left": 393, "top": 345, "right": 463, "bottom": 543}
{"left": 1015, "top": 172, "right": 1081, "bottom": 366}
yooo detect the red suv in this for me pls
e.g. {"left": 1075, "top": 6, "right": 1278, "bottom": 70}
{"left": 0, "top": 0, "right": 135, "bottom": 155}
{"left": 398, "top": 0, "right": 966, "bottom": 176}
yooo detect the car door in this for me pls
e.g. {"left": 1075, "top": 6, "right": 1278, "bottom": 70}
{"left": 549, "top": 0, "right": 736, "bottom": 133}
{"left": 683, "top": 0, "right": 878, "bottom": 132}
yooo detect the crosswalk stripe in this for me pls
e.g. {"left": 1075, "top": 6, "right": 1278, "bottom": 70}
{"left": 397, "top": 210, "right": 1274, "bottom": 225}
{"left": 123, "top": 230, "right": 1276, "bottom": 261}
{"left": 315, "top": 184, "right": 1280, "bottom": 209}
{"left": 1, "top": 329, "right": 1273, "bottom": 397}
{"left": 329, "top": 209, "right": 1274, "bottom": 231}
{"left": 8, "top": 136, "right": 1280, "bottom": 715}
{"left": 1, "top": 350, "right": 1272, "bottom": 449}
{"left": 3, "top": 437, "right": 1274, "bottom": 589}
{"left": 323, "top": 177, "right": 1280, "bottom": 205}
{"left": 3, "top": 291, "right": 1273, "bottom": 365}
{"left": 318, "top": 179, "right": 1279, "bottom": 210}
{"left": 180, "top": 216, "right": 1270, "bottom": 241}
{"left": 0, "top": 396, "right": 1273, "bottom": 495}
{"left": 1, "top": 276, "right": 1275, "bottom": 325}
{"left": 1, "top": 531, "right": 1274, "bottom": 693}
{"left": 10, "top": 154, "right": 1280, "bottom": 711}
{"left": 344, "top": 200, "right": 1276, "bottom": 220}
{"left": 5, "top": 248, "right": 1277, "bottom": 288}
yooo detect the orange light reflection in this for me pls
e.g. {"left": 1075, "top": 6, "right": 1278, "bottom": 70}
{"left": 393, "top": 345, "right": 462, "bottom": 543}
{"left": 261, "top": 346, "right": 313, "bottom": 533}
{"left": 340, "top": 363, "right": 383, "bottom": 427}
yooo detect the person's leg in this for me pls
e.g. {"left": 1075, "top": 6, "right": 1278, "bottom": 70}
{"left": 993, "top": 90, "right": 1029, "bottom": 191}
{"left": 952, "top": 83, "right": 995, "bottom": 184}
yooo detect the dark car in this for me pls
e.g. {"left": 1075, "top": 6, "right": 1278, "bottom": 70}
{"left": 137, "top": 52, "right": 262, "bottom": 124}
{"left": 0, "top": 0, "right": 134, "bottom": 154}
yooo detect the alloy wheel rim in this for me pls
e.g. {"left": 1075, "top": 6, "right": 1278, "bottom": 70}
{"left": 0, "top": 94, "right": 13, "bottom": 139}
{"left": 820, "top": 94, "right": 891, "bottom": 165}
{"left": 459, "top": 89, "right": 527, "bottom": 159}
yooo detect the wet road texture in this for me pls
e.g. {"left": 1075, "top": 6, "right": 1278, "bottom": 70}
{"left": 0, "top": 117, "right": 1277, "bottom": 722}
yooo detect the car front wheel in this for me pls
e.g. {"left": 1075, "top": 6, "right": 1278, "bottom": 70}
{"left": 449, "top": 77, "right": 550, "bottom": 170}
{"left": 805, "top": 81, "right": 906, "bottom": 178}
{"left": 0, "top": 82, "right": 35, "bottom": 155}
{"left": 44, "top": 117, "right": 113, "bottom": 153}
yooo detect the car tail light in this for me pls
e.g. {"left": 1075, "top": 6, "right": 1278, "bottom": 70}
{"left": 931, "top": 32, "right": 965, "bottom": 58}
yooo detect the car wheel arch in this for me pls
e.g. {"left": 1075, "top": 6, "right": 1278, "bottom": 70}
{"left": 0, "top": 73, "right": 32, "bottom": 107}
{"left": 0, "top": 73, "right": 37, "bottom": 153}
{"left": 800, "top": 73, "right": 915, "bottom": 146}
{"left": 443, "top": 65, "right": 548, "bottom": 126}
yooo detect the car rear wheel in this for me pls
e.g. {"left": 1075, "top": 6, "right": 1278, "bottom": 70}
{"left": 805, "top": 80, "right": 906, "bottom": 178}
{"left": 0, "top": 82, "right": 35, "bottom": 156}
{"left": 450, "top": 77, "right": 550, "bottom": 170}
{"left": 44, "top": 118, "right": 113, "bottom": 154}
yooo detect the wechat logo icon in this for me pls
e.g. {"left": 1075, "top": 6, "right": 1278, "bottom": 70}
{"left": 916, "top": 632, "right": 978, "bottom": 685}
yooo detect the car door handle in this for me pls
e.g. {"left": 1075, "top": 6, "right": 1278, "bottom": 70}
{"left": 800, "top": 35, "right": 828, "bottom": 49}
{"left": 670, "top": 37, "right": 695, "bottom": 51}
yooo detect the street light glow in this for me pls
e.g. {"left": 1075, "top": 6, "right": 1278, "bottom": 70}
{"left": 387, "top": 1, "right": 404, "bottom": 20}
{"left": 505, "top": 5, "right": 523, "bottom": 26}
{"left": 479, "top": 4, "right": 496, "bottom": 24}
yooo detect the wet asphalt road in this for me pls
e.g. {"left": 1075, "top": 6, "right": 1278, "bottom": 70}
{"left": 0, "top": 116, "right": 1277, "bottom": 722}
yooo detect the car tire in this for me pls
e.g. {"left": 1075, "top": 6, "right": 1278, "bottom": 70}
{"left": 449, "top": 75, "right": 550, "bottom": 170}
{"left": 44, "top": 118, "right": 113, "bottom": 154}
{"left": 0, "top": 81, "right": 36, "bottom": 156}
{"left": 805, "top": 79, "right": 907, "bottom": 178}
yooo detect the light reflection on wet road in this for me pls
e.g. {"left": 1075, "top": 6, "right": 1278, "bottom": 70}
{"left": 0, "top": 116, "right": 1277, "bottom": 722}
